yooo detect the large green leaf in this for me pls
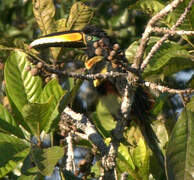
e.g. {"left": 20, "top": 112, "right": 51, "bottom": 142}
{"left": 0, "top": 104, "right": 25, "bottom": 138}
{"left": 188, "top": 75, "right": 194, "bottom": 88}
{"left": 22, "top": 100, "right": 53, "bottom": 137}
{"left": 41, "top": 78, "right": 66, "bottom": 132}
{"left": 66, "top": 2, "right": 93, "bottom": 30}
{"left": 6, "top": 92, "right": 32, "bottom": 134}
{"left": 92, "top": 112, "right": 110, "bottom": 138}
{"left": 0, "top": 133, "right": 30, "bottom": 177}
{"left": 132, "top": 138, "right": 150, "bottom": 180}
{"left": 161, "top": 58, "right": 194, "bottom": 76}
{"left": 41, "top": 78, "right": 64, "bottom": 105}
{"left": 117, "top": 143, "right": 135, "bottom": 171}
{"left": 4, "top": 50, "right": 42, "bottom": 112}
{"left": 32, "top": 146, "right": 64, "bottom": 176}
{"left": 143, "top": 42, "right": 193, "bottom": 77}
{"left": 95, "top": 95, "right": 118, "bottom": 131}
{"left": 166, "top": 108, "right": 194, "bottom": 180}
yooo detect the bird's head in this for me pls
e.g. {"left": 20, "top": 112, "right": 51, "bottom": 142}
{"left": 30, "top": 26, "right": 109, "bottom": 51}
{"left": 30, "top": 26, "right": 125, "bottom": 87}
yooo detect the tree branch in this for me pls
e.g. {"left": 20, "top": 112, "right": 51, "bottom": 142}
{"left": 66, "top": 132, "right": 75, "bottom": 172}
{"left": 62, "top": 107, "right": 108, "bottom": 156}
{"left": 144, "top": 81, "right": 194, "bottom": 94}
{"left": 152, "top": 27, "right": 194, "bottom": 36}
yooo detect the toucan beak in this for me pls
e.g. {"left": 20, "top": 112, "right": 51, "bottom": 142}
{"left": 30, "top": 31, "right": 87, "bottom": 49}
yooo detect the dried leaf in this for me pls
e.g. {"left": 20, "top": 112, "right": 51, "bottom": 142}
{"left": 32, "top": 0, "right": 56, "bottom": 35}
{"left": 66, "top": 2, "right": 93, "bottom": 30}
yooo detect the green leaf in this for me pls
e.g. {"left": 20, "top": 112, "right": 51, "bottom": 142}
{"left": 32, "top": 0, "right": 61, "bottom": 60}
{"left": 187, "top": 74, "right": 194, "bottom": 88}
{"left": 90, "top": 161, "right": 101, "bottom": 178}
{"left": 41, "top": 78, "right": 64, "bottom": 105}
{"left": 32, "top": 0, "right": 55, "bottom": 35}
{"left": 0, "top": 133, "right": 30, "bottom": 178}
{"left": 17, "top": 174, "right": 38, "bottom": 180}
{"left": 0, "top": 104, "right": 25, "bottom": 138}
{"left": 6, "top": 92, "right": 31, "bottom": 134}
{"left": 118, "top": 143, "right": 135, "bottom": 171}
{"left": 22, "top": 100, "right": 54, "bottom": 137}
{"left": 125, "top": 40, "right": 139, "bottom": 63}
{"left": 41, "top": 78, "right": 66, "bottom": 132}
{"left": 32, "top": 146, "right": 64, "bottom": 176}
{"left": 166, "top": 108, "right": 194, "bottom": 180}
{"left": 151, "top": 120, "right": 169, "bottom": 151}
{"left": 95, "top": 95, "right": 118, "bottom": 131}
{"left": 4, "top": 50, "right": 42, "bottom": 112}
{"left": 92, "top": 112, "right": 110, "bottom": 138}
{"left": 56, "top": 18, "right": 67, "bottom": 32}
{"left": 132, "top": 138, "right": 150, "bottom": 180}
{"left": 190, "top": 5, "right": 194, "bottom": 29}
{"left": 186, "top": 96, "right": 194, "bottom": 112}
{"left": 151, "top": 94, "right": 168, "bottom": 115}
{"left": 161, "top": 58, "right": 194, "bottom": 76}
{"left": 66, "top": 2, "right": 93, "bottom": 30}
{"left": 109, "top": 9, "right": 129, "bottom": 29}
{"left": 143, "top": 42, "right": 193, "bottom": 77}
{"left": 129, "top": 0, "right": 165, "bottom": 16}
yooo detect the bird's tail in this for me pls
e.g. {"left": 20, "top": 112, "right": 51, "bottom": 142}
{"left": 132, "top": 87, "right": 165, "bottom": 168}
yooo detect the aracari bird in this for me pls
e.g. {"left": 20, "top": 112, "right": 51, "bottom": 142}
{"left": 30, "top": 26, "right": 164, "bottom": 167}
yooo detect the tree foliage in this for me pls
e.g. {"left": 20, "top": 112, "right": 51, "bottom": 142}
{"left": 0, "top": 0, "right": 193, "bottom": 180}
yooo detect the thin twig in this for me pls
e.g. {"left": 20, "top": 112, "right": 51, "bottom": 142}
{"left": 144, "top": 81, "right": 194, "bottom": 94}
{"left": 66, "top": 132, "right": 75, "bottom": 172}
{"left": 45, "top": 67, "right": 128, "bottom": 81}
{"left": 120, "top": 172, "right": 128, "bottom": 180}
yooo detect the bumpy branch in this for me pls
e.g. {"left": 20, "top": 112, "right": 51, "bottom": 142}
{"left": 66, "top": 132, "right": 75, "bottom": 172}
{"left": 144, "top": 81, "right": 194, "bottom": 94}
{"left": 152, "top": 27, "right": 194, "bottom": 36}
{"left": 63, "top": 107, "right": 108, "bottom": 156}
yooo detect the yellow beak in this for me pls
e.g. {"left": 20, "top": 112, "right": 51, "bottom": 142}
{"left": 30, "top": 31, "right": 86, "bottom": 48}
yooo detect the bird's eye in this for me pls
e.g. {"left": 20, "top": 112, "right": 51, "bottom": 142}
{"left": 87, "top": 36, "right": 92, "bottom": 41}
